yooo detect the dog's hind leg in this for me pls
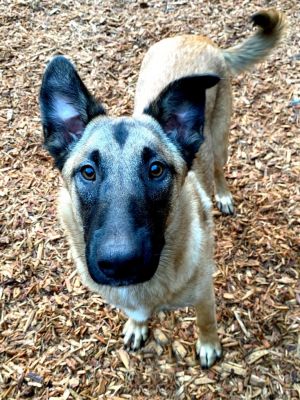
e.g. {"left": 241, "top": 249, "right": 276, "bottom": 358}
{"left": 195, "top": 283, "right": 222, "bottom": 368}
{"left": 211, "top": 78, "right": 234, "bottom": 215}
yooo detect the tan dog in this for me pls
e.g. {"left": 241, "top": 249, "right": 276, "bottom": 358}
{"left": 39, "top": 9, "right": 285, "bottom": 368}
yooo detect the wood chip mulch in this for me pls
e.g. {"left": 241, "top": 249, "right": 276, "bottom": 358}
{"left": 0, "top": 0, "right": 299, "bottom": 399}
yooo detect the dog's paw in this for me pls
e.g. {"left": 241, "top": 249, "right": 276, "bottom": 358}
{"left": 196, "top": 338, "right": 222, "bottom": 368}
{"left": 123, "top": 318, "right": 148, "bottom": 350}
{"left": 215, "top": 193, "right": 234, "bottom": 215}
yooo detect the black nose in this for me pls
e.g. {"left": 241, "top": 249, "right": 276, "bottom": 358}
{"left": 87, "top": 228, "right": 161, "bottom": 286}
{"left": 97, "top": 245, "right": 143, "bottom": 279}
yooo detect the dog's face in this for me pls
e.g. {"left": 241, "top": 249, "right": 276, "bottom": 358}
{"left": 39, "top": 56, "right": 219, "bottom": 286}
{"left": 61, "top": 115, "right": 186, "bottom": 286}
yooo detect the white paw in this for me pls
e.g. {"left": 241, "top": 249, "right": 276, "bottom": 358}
{"left": 215, "top": 193, "right": 234, "bottom": 215}
{"left": 196, "top": 338, "right": 222, "bottom": 368}
{"left": 123, "top": 318, "right": 148, "bottom": 350}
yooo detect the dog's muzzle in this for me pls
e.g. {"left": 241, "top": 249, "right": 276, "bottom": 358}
{"left": 86, "top": 228, "right": 162, "bottom": 286}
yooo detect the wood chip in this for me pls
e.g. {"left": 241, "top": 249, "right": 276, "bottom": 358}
{"left": 247, "top": 349, "right": 269, "bottom": 364}
{"left": 142, "top": 340, "right": 164, "bottom": 356}
{"left": 250, "top": 374, "right": 267, "bottom": 387}
{"left": 117, "top": 349, "right": 130, "bottom": 369}
{"left": 194, "top": 377, "right": 216, "bottom": 385}
{"left": 153, "top": 328, "right": 169, "bottom": 345}
{"left": 221, "top": 362, "right": 248, "bottom": 377}
{"left": 172, "top": 341, "right": 187, "bottom": 360}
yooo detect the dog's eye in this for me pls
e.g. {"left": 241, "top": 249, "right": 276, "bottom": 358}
{"left": 149, "top": 162, "right": 165, "bottom": 178}
{"left": 81, "top": 165, "right": 96, "bottom": 181}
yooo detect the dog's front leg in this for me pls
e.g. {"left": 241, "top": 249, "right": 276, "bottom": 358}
{"left": 122, "top": 314, "right": 149, "bottom": 350}
{"left": 195, "top": 284, "right": 222, "bottom": 368}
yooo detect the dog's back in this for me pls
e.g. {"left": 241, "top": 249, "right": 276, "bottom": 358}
{"left": 134, "top": 8, "right": 286, "bottom": 214}
{"left": 134, "top": 9, "right": 286, "bottom": 114}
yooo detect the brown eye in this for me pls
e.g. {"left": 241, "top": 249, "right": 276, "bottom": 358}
{"left": 149, "top": 162, "right": 165, "bottom": 178}
{"left": 81, "top": 165, "right": 96, "bottom": 181}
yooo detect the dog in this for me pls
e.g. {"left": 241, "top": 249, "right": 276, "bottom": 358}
{"left": 39, "top": 9, "right": 285, "bottom": 368}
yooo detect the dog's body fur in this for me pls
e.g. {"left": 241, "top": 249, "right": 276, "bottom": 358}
{"left": 135, "top": 8, "right": 285, "bottom": 213}
{"left": 40, "top": 9, "right": 285, "bottom": 368}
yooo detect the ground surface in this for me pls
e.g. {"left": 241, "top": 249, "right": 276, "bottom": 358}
{"left": 0, "top": 0, "right": 299, "bottom": 399}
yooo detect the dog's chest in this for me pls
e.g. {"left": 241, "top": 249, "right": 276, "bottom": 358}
{"left": 110, "top": 287, "right": 152, "bottom": 321}
{"left": 110, "top": 281, "right": 200, "bottom": 322}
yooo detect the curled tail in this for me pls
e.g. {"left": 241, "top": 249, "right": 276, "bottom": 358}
{"left": 223, "top": 9, "right": 286, "bottom": 75}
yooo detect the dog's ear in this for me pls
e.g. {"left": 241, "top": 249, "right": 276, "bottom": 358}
{"left": 144, "top": 74, "right": 220, "bottom": 167}
{"left": 39, "top": 56, "right": 105, "bottom": 169}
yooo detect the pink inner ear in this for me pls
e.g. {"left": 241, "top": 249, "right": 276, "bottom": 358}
{"left": 164, "top": 115, "right": 179, "bottom": 132}
{"left": 65, "top": 115, "right": 85, "bottom": 135}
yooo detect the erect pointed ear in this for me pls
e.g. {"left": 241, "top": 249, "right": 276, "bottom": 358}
{"left": 39, "top": 56, "right": 106, "bottom": 170}
{"left": 144, "top": 74, "right": 220, "bottom": 168}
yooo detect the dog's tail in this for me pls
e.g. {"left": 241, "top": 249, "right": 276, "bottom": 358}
{"left": 222, "top": 9, "right": 286, "bottom": 75}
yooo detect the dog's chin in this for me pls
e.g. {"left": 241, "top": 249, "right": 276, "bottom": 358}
{"left": 91, "top": 274, "right": 155, "bottom": 287}
{"left": 87, "top": 260, "right": 160, "bottom": 287}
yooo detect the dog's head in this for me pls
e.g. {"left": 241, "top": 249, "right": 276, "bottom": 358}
{"left": 39, "top": 56, "right": 219, "bottom": 287}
